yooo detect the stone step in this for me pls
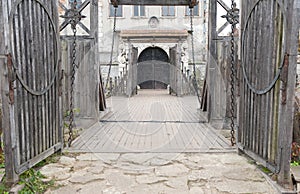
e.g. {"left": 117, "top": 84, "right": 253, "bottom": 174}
{"left": 290, "top": 166, "right": 300, "bottom": 192}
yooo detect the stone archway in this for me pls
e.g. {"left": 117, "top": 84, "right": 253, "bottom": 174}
{"left": 137, "top": 47, "right": 170, "bottom": 89}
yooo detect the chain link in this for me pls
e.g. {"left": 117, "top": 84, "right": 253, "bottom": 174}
{"left": 230, "top": 0, "right": 237, "bottom": 146}
{"left": 189, "top": 7, "right": 201, "bottom": 104}
{"left": 105, "top": 6, "right": 117, "bottom": 91}
{"left": 68, "top": 0, "right": 78, "bottom": 147}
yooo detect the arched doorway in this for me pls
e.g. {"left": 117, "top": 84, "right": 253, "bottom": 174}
{"left": 137, "top": 47, "right": 170, "bottom": 89}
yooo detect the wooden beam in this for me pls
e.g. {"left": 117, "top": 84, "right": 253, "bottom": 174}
{"left": 217, "top": 21, "right": 229, "bottom": 35}
{"left": 277, "top": 0, "right": 300, "bottom": 186}
{"left": 0, "top": 0, "right": 18, "bottom": 184}
{"left": 206, "top": 0, "right": 217, "bottom": 121}
{"left": 111, "top": 0, "right": 198, "bottom": 6}
{"left": 217, "top": 0, "right": 230, "bottom": 12}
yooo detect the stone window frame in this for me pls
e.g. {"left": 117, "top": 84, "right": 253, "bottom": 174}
{"left": 161, "top": 6, "right": 175, "bottom": 17}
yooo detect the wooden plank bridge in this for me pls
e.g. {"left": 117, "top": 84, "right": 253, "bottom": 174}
{"left": 70, "top": 90, "right": 233, "bottom": 153}
{"left": 0, "top": 0, "right": 299, "bottom": 188}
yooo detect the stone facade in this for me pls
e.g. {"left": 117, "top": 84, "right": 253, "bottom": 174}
{"left": 98, "top": 0, "right": 208, "bottom": 79}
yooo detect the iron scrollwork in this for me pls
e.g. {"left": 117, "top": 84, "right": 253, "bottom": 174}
{"left": 221, "top": 2, "right": 239, "bottom": 27}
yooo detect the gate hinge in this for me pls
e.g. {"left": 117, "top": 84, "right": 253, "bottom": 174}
{"left": 280, "top": 53, "right": 289, "bottom": 105}
{"left": 59, "top": 69, "right": 64, "bottom": 96}
{"left": 7, "top": 53, "right": 15, "bottom": 105}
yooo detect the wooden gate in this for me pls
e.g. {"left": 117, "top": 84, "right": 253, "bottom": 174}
{"left": 0, "top": 0, "right": 62, "bottom": 182}
{"left": 238, "top": 0, "right": 299, "bottom": 185}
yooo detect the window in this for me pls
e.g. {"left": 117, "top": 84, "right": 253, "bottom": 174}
{"left": 186, "top": 4, "right": 199, "bottom": 16}
{"left": 162, "top": 6, "right": 175, "bottom": 16}
{"left": 69, "top": 0, "right": 82, "bottom": 8}
{"left": 109, "top": 4, "right": 122, "bottom": 17}
{"left": 134, "top": 5, "right": 145, "bottom": 17}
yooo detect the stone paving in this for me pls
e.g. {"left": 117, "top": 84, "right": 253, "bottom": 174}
{"left": 42, "top": 152, "right": 278, "bottom": 194}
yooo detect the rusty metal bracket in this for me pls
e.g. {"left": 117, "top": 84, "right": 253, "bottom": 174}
{"left": 59, "top": 1, "right": 87, "bottom": 32}
{"left": 189, "top": 0, "right": 198, "bottom": 8}
{"left": 59, "top": 69, "right": 64, "bottom": 96}
{"left": 111, "top": 0, "right": 118, "bottom": 7}
{"left": 280, "top": 53, "right": 289, "bottom": 105}
{"left": 7, "top": 53, "right": 15, "bottom": 105}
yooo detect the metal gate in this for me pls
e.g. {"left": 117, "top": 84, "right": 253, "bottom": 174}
{"left": 0, "top": 0, "right": 62, "bottom": 182}
{"left": 238, "top": 0, "right": 299, "bottom": 184}
{"left": 137, "top": 47, "right": 170, "bottom": 89}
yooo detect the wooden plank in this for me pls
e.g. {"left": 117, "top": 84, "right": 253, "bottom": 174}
{"left": 15, "top": 143, "right": 62, "bottom": 174}
{"left": 53, "top": 0, "right": 60, "bottom": 146}
{"left": 247, "top": 3, "right": 255, "bottom": 150}
{"left": 49, "top": 1, "right": 55, "bottom": 148}
{"left": 11, "top": 0, "right": 22, "bottom": 166}
{"left": 34, "top": 0, "right": 41, "bottom": 157}
{"left": 41, "top": 4, "right": 48, "bottom": 152}
{"left": 259, "top": 0, "right": 265, "bottom": 158}
{"left": 263, "top": 0, "right": 274, "bottom": 160}
{"left": 44, "top": 5, "right": 51, "bottom": 149}
{"left": 217, "top": 0, "right": 230, "bottom": 12}
{"left": 69, "top": 91, "right": 231, "bottom": 152}
{"left": 242, "top": 0, "right": 248, "bottom": 148}
{"left": 20, "top": 0, "right": 30, "bottom": 163}
{"left": 28, "top": 0, "right": 37, "bottom": 159}
{"left": 270, "top": 1, "right": 280, "bottom": 164}
{"left": 207, "top": 0, "right": 217, "bottom": 122}
{"left": 51, "top": 0, "right": 58, "bottom": 146}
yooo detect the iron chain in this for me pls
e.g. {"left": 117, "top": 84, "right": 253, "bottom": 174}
{"left": 68, "top": 0, "right": 78, "bottom": 147}
{"left": 189, "top": 7, "right": 201, "bottom": 104}
{"left": 229, "top": 0, "right": 238, "bottom": 146}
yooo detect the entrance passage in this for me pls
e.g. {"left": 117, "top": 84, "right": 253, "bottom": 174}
{"left": 140, "top": 80, "right": 167, "bottom": 89}
{"left": 70, "top": 90, "right": 232, "bottom": 153}
{"left": 137, "top": 47, "right": 170, "bottom": 89}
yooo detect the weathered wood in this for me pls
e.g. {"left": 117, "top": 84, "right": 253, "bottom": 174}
{"left": 238, "top": 0, "right": 299, "bottom": 188}
{"left": 176, "top": 42, "right": 183, "bottom": 96}
{"left": 169, "top": 46, "right": 177, "bottom": 95}
{"left": 1, "top": 0, "right": 63, "bottom": 182}
{"left": 70, "top": 90, "right": 232, "bottom": 153}
{"left": 0, "top": 0, "right": 18, "bottom": 184}
{"left": 60, "top": 0, "right": 101, "bottom": 127}
{"left": 61, "top": 37, "right": 100, "bottom": 124}
{"left": 206, "top": 0, "right": 217, "bottom": 122}
{"left": 277, "top": 0, "right": 299, "bottom": 186}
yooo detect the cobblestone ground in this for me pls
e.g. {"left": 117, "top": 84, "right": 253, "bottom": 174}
{"left": 42, "top": 152, "right": 277, "bottom": 194}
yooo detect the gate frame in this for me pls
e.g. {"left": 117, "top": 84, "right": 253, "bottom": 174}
{"left": 0, "top": 0, "right": 19, "bottom": 183}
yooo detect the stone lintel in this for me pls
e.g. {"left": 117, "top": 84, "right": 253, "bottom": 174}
{"left": 120, "top": 30, "right": 188, "bottom": 41}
